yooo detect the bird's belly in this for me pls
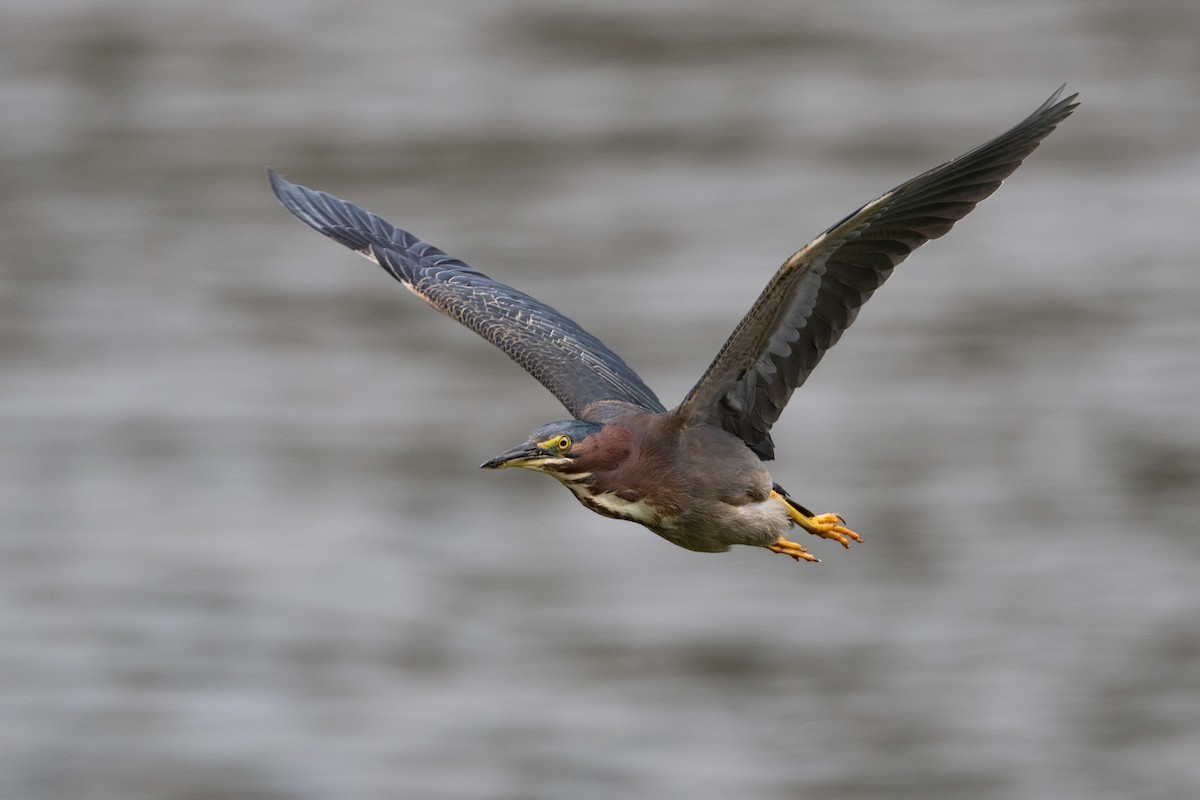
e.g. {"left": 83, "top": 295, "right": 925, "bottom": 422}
{"left": 658, "top": 499, "right": 792, "bottom": 554}
{"left": 566, "top": 482, "right": 790, "bottom": 554}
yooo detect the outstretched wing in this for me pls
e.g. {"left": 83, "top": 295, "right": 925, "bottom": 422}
{"left": 677, "top": 86, "right": 1078, "bottom": 459}
{"left": 269, "top": 169, "right": 666, "bottom": 420}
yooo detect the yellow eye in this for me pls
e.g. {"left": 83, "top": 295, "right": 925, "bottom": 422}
{"left": 555, "top": 435, "right": 571, "bottom": 452}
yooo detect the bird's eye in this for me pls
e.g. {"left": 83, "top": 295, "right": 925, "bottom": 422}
{"left": 556, "top": 435, "right": 572, "bottom": 452}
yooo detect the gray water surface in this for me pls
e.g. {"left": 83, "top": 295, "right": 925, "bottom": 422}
{"left": 2, "top": 2, "right": 1199, "bottom": 799}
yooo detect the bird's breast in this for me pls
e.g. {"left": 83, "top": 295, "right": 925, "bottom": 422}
{"left": 570, "top": 486, "right": 664, "bottom": 527}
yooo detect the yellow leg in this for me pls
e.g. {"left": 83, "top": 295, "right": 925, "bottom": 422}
{"left": 770, "top": 490, "right": 862, "bottom": 549}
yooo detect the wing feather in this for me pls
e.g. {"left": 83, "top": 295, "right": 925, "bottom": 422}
{"left": 677, "top": 86, "right": 1078, "bottom": 458}
{"left": 268, "top": 170, "right": 665, "bottom": 420}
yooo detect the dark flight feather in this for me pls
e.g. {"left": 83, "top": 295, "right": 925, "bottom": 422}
{"left": 677, "top": 86, "right": 1078, "bottom": 459}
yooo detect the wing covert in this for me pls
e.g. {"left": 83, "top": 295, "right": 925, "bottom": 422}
{"left": 268, "top": 169, "right": 666, "bottom": 420}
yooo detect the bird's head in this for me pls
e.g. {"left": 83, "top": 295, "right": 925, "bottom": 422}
{"left": 480, "top": 420, "right": 608, "bottom": 478}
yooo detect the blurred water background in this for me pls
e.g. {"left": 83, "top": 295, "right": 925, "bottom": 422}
{"left": 2, "top": 1, "right": 1199, "bottom": 799}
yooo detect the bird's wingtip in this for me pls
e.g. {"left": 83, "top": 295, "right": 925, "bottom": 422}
{"left": 1045, "top": 83, "right": 1080, "bottom": 111}
{"left": 266, "top": 166, "right": 292, "bottom": 201}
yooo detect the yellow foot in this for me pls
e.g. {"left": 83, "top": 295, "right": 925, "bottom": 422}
{"left": 770, "top": 491, "right": 863, "bottom": 549}
{"left": 767, "top": 537, "right": 819, "bottom": 562}
{"left": 799, "top": 512, "right": 863, "bottom": 548}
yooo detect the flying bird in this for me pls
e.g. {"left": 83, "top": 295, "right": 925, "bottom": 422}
{"left": 269, "top": 86, "right": 1077, "bottom": 562}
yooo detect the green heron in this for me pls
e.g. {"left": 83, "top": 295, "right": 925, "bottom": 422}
{"left": 269, "top": 86, "right": 1076, "bottom": 562}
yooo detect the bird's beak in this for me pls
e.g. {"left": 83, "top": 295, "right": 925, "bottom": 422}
{"left": 480, "top": 441, "right": 544, "bottom": 470}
